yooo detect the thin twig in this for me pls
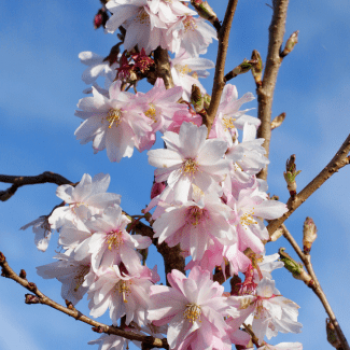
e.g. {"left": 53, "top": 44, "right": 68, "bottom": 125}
{"left": 280, "top": 225, "right": 350, "bottom": 350}
{"left": 267, "top": 134, "right": 350, "bottom": 236}
{"left": 256, "top": 0, "right": 290, "bottom": 181}
{"left": 0, "top": 172, "right": 73, "bottom": 201}
{"left": 0, "top": 252, "right": 169, "bottom": 349}
{"left": 205, "top": 0, "right": 239, "bottom": 134}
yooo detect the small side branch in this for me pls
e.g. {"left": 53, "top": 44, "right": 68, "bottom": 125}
{"left": 154, "top": 47, "right": 174, "bottom": 90}
{"left": 0, "top": 252, "right": 169, "bottom": 349}
{"left": 0, "top": 172, "right": 72, "bottom": 201}
{"left": 256, "top": 0, "right": 290, "bottom": 181}
{"left": 280, "top": 226, "right": 350, "bottom": 350}
{"left": 267, "top": 134, "right": 350, "bottom": 236}
{"left": 205, "top": 0, "right": 239, "bottom": 134}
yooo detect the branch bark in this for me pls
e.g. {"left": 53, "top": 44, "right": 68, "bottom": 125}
{"left": 154, "top": 47, "right": 174, "bottom": 90}
{"left": 0, "top": 172, "right": 73, "bottom": 201}
{"left": 0, "top": 252, "right": 168, "bottom": 349}
{"left": 204, "top": 0, "right": 239, "bottom": 134}
{"left": 280, "top": 225, "right": 350, "bottom": 350}
{"left": 256, "top": 0, "right": 290, "bottom": 181}
{"left": 267, "top": 134, "right": 350, "bottom": 236}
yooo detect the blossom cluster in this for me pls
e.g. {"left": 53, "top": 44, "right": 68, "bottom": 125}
{"left": 20, "top": 1, "right": 305, "bottom": 349}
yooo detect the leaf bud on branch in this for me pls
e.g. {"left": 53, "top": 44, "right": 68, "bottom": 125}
{"left": 326, "top": 318, "right": 343, "bottom": 349}
{"left": 224, "top": 58, "right": 255, "bottom": 82}
{"left": 284, "top": 154, "right": 301, "bottom": 198}
{"left": 279, "top": 248, "right": 313, "bottom": 287}
{"left": 271, "top": 112, "right": 286, "bottom": 130}
{"left": 250, "top": 50, "right": 263, "bottom": 85}
{"left": 280, "top": 30, "right": 299, "bottom": 58}
{"left": 190, "top": 0, "right": 221, "bottom": 32}
{"left": 303, "top": 217, "right": 318, "bottom": 254}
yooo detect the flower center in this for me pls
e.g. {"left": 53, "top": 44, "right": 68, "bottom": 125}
{"left": 222, "top": 116, "right": 236, "bottom": 131}
{"left": 144, "top": 103, "right": 157, "bottom": 122}
{"left": 175, "top": 64, "right": 192, "bottom": 76}
{"left": 136, "top": 9, "right": 149, "bottom": 25}
{"left": 182, "top": 158, "right": 198, "bottom": 176}
{"left": 184, "top": 303, "right": 201, "bottom": 323}
{"left": 188, "top": 206, "right": 206, "bottom": 227}
{"left": 106, "top": 230, "right": 123, "bottom": 251}
{"left": 118, "top": 281, "right": 131, "bottom": 303}
{"left": 240, "top": 209, "right": 257, "bottom": 228}
{"left": 184, "top": 17, "right": 197, "bottom": 32}
{"left": 106, "top": 109, "right": 122, "bottom": 129}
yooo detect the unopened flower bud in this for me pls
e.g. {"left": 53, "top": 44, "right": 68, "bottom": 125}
{"left": 27, "top": 282, "right": 37, "bottom": 291}
{"left": 65, "top": 300, "right": 74, "bottom": 310}
{"left": 279, "top": 248, "right": 312, "bottom": 285}
{"left": 203, "top": 94, "right": 211, "bottom": 109}
{"left": 190, "top": 0, "right": 220, "bottom": 31}
{"left": 326, "top": 318, "right": 342, "bottom": 349}
{"left": 271, "top": 112, "right": 286, "bottom": 130}
{"left": 191, "top": 85, "right": 205, "bottom": 112}
{"left": 0, "top": 252, "right": 5, "bottom": 264}
{"left": 281, "top": 30, "right": 299, "bottom": 58}
{"left": 303, "top": 217, "right": 317, "bottom": 254}
{"left": 19, "top": 269, "right": 27, "bottom": 279}
{"left": 94, "top": 9, "right": 109, "bottom": 29}
{"left": 150, "top": 182, "right": 166, "bottom": 199}
{"left": 284, "top": 154, "right": 301, "bottom": 198}
{"left": 251, "top": 50, "right": 263, "bottom": 84}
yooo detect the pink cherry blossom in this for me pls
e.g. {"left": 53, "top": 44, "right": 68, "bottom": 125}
{"left": 75, "top": 81, "right": 153, "bottom": 162}
{"left": 148, "top": 122, "right": 230, "bottom": 203}
{"left": 148, "top": 267, "right": 229, "bottom": 350}
{"left": 87, "top": 264, "right": 159, "bottom": 326}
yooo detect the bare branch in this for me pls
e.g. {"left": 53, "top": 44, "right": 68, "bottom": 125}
{"left": 205, "top": 0, "right": 239, "bottom": 134}
{"left": 280, "top": 225, "right": 350, "bottom": 350}
{"left": 0, "top": 172, "right": 73, "bottom": 201}
{"left": 267, "top": 133, "right": 350, "bottom": 236}
{"left": 0, "top": 252, "right": 169, "bottom": 349}
{"left": 256, "top": 0, "right": 290, "bottom": 180}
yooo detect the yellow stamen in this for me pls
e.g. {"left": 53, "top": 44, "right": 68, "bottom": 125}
{"left": 106, "top": 230, "right": 123, "bottom": 251}
{"left": 106, "top": 109, "right": 122, "bottom": 129}
{"left": 145, "top": 104, "right": 157, "bottom": 122}
{"left": 182, "top": 158, "right": 198, "bottom": 175}
{"left": 184, "top": 304, "right": 201, "bottom": 323}
{"left": 184, "top": 18, "right": 197, "bottom": 32}
{"left": 222, "top": 116, "right": 236, "bottom": 131}
{"left": 175, "top": 64, "right": 192, "bottom": 76}
{"left": 240, "top": 209, "right": 258, "bottom": 227}
{"left": 136, "top": 9, "right": 149, "bottom": 24}
{"left": 119, "top": 281, "right": 130, "bottom": 303}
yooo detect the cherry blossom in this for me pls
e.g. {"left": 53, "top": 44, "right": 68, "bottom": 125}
{"left": 74, "top": 81, "right": 153, "bottom": 162}
{"left": 37, "top": 251, "right": 91, "bottom": 306}
{"left": 49, "top": 173, "right": 121, "bottom": 229}
{"left": 148, "top": 122, "right": 230, "bottom": 203}
{"left": 228, "top": 278, "right": 302, "bottom": 342}
{"left": 21, "top": 215, "right": 52, "bottom": 252}
{"left": 148, "top": 267, "right": 229, "bottom": 350}
{"left": 87, "top": 264, "right": 159, "bottom": 326}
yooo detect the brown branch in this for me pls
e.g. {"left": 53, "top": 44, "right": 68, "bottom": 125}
{"left": 154, "top": 47, "right": 174, "bottom": 90}
{"left": 267, "top": 134, "right": 350, "bottom": 236}
{"left": 256, "top": 0, "right": 290, "bottom": 181}
{"left": 205, "top": 0, "right": 239, "bottom": 134}
{"left": 0, "top": 172, "right": 73, "bottom": 201}
{"left": 280, "top": 225, "right": 350, "bottom": 350}
{"left": 133, "top": 221, "right": 185, "bottom": 285}
{"left": 0, "top": 252, "right": 169, "bottom": 349}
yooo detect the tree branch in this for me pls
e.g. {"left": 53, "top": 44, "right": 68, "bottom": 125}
{"left": 267, "top": 134, "right": 350, "bottom": 236}
{"left": 0, "top": 252, "right": 169, "bottom": 349}
{"left": 280, "top": 225, "right": 350, "bottom": 350}
{"left": 205, "top": 0, "right": 239, "bottom": 134}
{"left": 256, "top": 0, "right": 290, "bottom": 181}
{"left": 0, "top": 172, "right": 73, "bottom": 201}
{"left": 154, "top": 47, "right": 174, "bottom": 90}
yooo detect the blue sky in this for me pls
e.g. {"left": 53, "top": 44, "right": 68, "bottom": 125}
{"left": 1, "top": 0, "right": 350, "bottom": 349}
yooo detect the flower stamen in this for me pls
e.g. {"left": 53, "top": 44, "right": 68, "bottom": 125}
{"left": 184, "top": 303, "right": 201, "bottom": 323}
{"left": 106, "top": 109, "right": 122, "bottom": 129}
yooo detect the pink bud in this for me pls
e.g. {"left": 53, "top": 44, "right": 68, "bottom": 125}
{"left": 94, "top": 13, "right": 103, "bottom": 29}
{"left": 150, "top": 182, "right": 166, "bottom": 199}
